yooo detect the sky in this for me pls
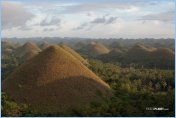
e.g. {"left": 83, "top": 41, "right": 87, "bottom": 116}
{"left": 1, "top": 0, "right": 175, "bottom": 38}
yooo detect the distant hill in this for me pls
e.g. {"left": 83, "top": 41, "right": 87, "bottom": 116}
{"left": 150, "top": 48, "right": 174, "bottom": 69}
{"left": 2, "top": 45, "right": 111, "bottom": 114}
{"left": 124, "top": 43, "right": 174, "bottom": 69}
{"left": 124, "top": 43, "right": 152, "bottom": 63}
{"left": 14, "top": 42, "right": 41, "bottom": 62}
{"left": 97, "top": 43, "right": 174, "bottom": 69}
{"left": 73, "top": 41, "right": 86, "bottom": 50}
{"left": 20, "top": 50, "right": 39, "bottom": 62}
{"left": 39, "top": 41, "right": 50, "bottom": 50}
{"left": 78, "top": 41, "right": 110, "bottom": 57}
{"left": 98, "top": 48, "right": 123, "bottom": 63}
{"left": 109, "top": 42, "right": 124, "bottom": 49}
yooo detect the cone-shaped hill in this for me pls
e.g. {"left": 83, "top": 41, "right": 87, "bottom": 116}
{"left": 39, "top": 41, "right": 50, "bottom": 50}
{"left": 130, "top": 43, "right": 153, "bottom": 52}
{"left": 74, "top": 41, "right": 86, "bottom": 50}
{"left": 84, "top": 42, "right": 110, "bottom": 57}
{"left": 98, "top": 48, "right": 123, "bottom": 62}
{"left": 123, "top": 43, "right": 174, "bottom": 69}
{"left": 150, "top": 48, "right": 174, "bottom": 69}
{"left": 3, "top": 45, "right": 111, "bottom": 114}
{"left": 20, "top": 50, "right": 39, "bottom": 62}
{"left": 109, "top": 48, "right": 123, "bottom": 54}
{"left": 124, "top": 43, "right": 152, "bottom": 63}
{"left": 59, "top": 44, "right": 88, "bottom": 65}
{"left": 14, "top": 42, "right": 41, "bottom": 61}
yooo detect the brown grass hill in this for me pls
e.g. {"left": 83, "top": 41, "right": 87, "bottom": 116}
{"left": 84, "top": 42, "right": 110, "bottom": 57}
{"left": 151, "top": 48, "right": 174, "bottom": 69}
{"left": 74, "top": 41, "right": 86, "bottom": 50}
{"left": 2, "top": 45, "right": 112, "bottom": 114}
{"left": 98, "top": 48, "right": 123, "bottom": 62}
{"left": 123, "top": 43, "right": 174, "bottom": 69}
{"left": 39, "top": 41, "right": 50, "bottom": 50}
{"left": 124, "top": 43, "right": 152, "bottom": 63}
{"left": 147, "top": 46, "right": 157, "bottom": 51}
{"left": 20, "top": 50, "right": 39, "bottom": 63}
{"left": 109, "top": 42, "right": 124, "bottom": 50}
{"left": 14, "top": 42, "right": 41, "bottom": 59}
{"left": 59, "top": 44, "right": 89, "bottom": 65}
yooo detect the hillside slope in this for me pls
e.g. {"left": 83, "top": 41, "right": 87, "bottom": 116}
{"left": 3, "top": 45, "right": 111, "bottom": 114}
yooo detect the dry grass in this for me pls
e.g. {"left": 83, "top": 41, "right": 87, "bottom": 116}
{"left": 125, "top": 43, "right": 151, "bottom": 61}
{"left": 86, "top": 42, "right": 110, "bottom": 56}
{"left": 40, "top": 41, "right": 50, "bottom": 50}
{"left": 124, "top": 43, "right": 174, "bottom": 68}
{"left": 59, "top": 44, "right": 88, "bottom": 65}
{"left": 3, "top": 45, "right": 112, "bottom": 114}
{"left": 151, "top": 48, "right": 174, "bottom": 63}
{"left": 21, "top": 50, "right": 39, "bottom": 62}
{"left": 15, "top": 42, "right": 41, "bottom": 58}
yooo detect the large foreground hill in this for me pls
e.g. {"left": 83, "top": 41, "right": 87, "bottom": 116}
{"left": 2, "top": 45, "right": 111, "bottom": 114}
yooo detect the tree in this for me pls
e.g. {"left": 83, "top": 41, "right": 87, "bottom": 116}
{"left": 2, "top": 92, "right": 33, "bottom": 117}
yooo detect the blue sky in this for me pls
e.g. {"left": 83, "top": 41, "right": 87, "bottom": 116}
{"left": 1, "top": 0, "right": 175, "bottom": 38}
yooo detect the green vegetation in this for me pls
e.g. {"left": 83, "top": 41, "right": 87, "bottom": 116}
{"left": 87, "top": 59, "right": 174, "bottom": 116}
{"left": 2, "top": 56, "right": 19, "bottom": 80}
{"left": 89, "top": 59, "right": 174, "bottom": 93}
{"left": 2, "top": 92, "right": 34, "bottom": 117}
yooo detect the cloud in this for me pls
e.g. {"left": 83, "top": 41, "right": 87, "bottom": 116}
{"left": 2, "top": 2, "right": 34, "bottom": 30}
{"left": 139, "top": 11, "right": 174, "bottom": 22}
{"left": 106, "top": 17, "right": 118, "bottom": 24}
{"left": 2, "top": 0, "right": 174, "bottom": 38}
{"left": 18, "top": 25, "right": 32, "bottom": 31}
{"left": 91, "top": 17, "right": 106, "bottom": 24}
{"left": 40, "top": 16, "right": 61, "bottom": 26}
{"left": 73, "top": 16, "right": 118, "bottom": 30}
{"left": 43, "top": 28, "right": 55, "bottom": 32}
{"left": 72, "top": 23, "right": 88, "bottom": 30}
{"left": 61, "top": 3, "right": 133, "bottom": 14}
{"left": 91, "top": 16, "right": 118, "bottom": 24}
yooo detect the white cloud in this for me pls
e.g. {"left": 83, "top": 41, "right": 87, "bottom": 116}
{"left": 72, "top": 23, "right": 88, "bottom": 30}
{"left": 39, "top": 15, "right": 61, "bottom": 26}
{"left": 1, "top": 1, "right": 174, "bottom": 38}
{"left": 73, "top": 15, "right": 118, "bottom": 30}
{"left": 139, "top": 11, "right": 174, "bottom": 22}
{"left": 2, "top": 1, "right": 34, "bottom": 30}
{"left": 61, "top": 3, "right": 134, "bottom": 14}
